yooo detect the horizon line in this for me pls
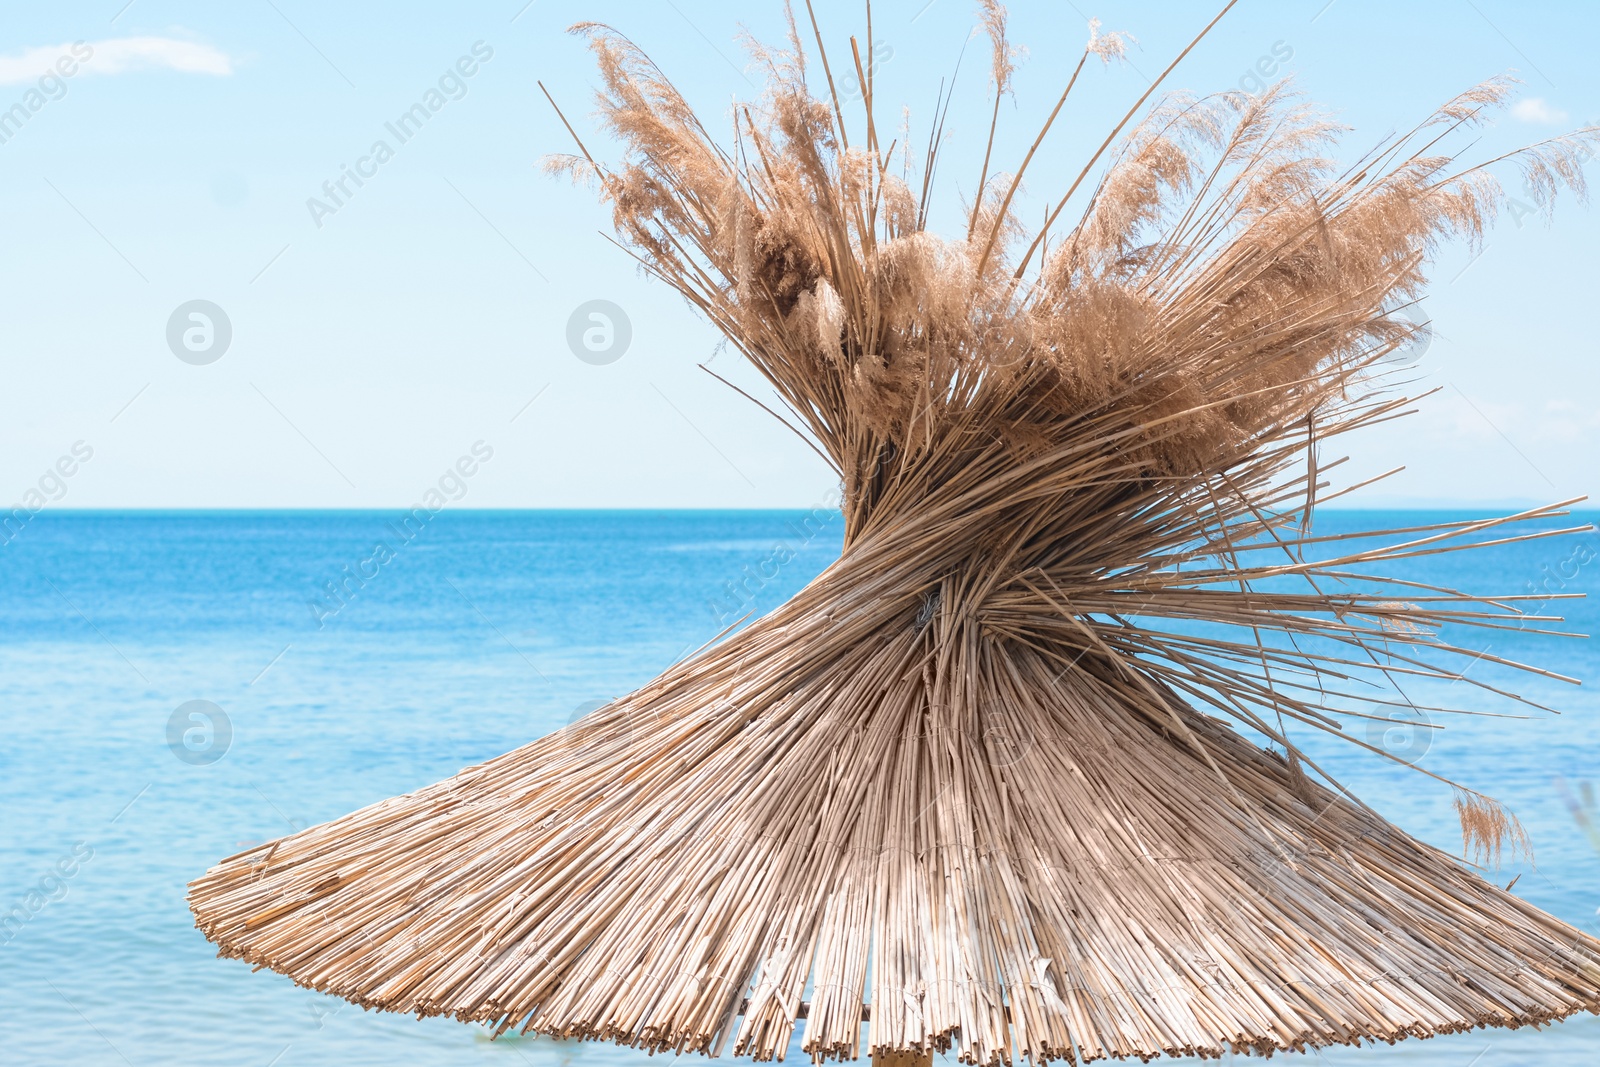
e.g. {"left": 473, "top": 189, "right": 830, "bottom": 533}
{"left": 15, "top": 503, "right": 1596, "bottom": 514}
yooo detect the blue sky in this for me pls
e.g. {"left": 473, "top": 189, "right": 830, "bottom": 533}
{"left": 1, "top": 0, "right": 1597, "bottom": 510}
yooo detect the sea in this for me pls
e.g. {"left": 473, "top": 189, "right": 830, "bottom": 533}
{"left": 0, "top": 510, "right": 1595, "bottom": 1066}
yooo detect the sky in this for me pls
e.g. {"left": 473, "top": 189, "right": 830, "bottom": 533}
{"left": 1, "top": 0, "right": 1597, "bottom": 511}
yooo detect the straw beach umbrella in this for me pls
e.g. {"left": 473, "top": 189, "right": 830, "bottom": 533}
{"left": 191, "top": 3, "right": 1600, "bottom": 1062}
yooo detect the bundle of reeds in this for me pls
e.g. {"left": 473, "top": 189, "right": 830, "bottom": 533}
{"left": 190, "top": 3, "right": 1600, "bottom": 1062}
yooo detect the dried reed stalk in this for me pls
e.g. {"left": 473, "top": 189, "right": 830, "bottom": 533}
{"left": 191, "top": 3, "right": 1600, "bottom": 1062}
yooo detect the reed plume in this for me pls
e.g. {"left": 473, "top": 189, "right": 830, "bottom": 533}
{"left": 191, "top": 4, "right": 1600, "bottom": 1062}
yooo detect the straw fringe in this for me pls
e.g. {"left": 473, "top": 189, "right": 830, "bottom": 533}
{"left": 190, "top": 574, "right": 1600, "bottom": 1060}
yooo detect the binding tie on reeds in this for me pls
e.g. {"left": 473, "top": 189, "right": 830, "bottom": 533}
{"left": 190, "top": 3, "right": 1600, "bottom": 1062}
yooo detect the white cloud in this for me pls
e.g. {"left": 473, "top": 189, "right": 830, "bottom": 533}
{"left": 1510, "top": 97, "right": 1568, "bottom": 125}
{"left": 0, "top": 36, "right": 232, "bottom": 87}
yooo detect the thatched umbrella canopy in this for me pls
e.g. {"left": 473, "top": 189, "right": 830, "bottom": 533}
{"left": 191, "top": 4, "right": 1600, "bottom": 1062}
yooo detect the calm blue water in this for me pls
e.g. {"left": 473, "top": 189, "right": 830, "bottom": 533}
{"left": 0, "top": 510, "right": 1595, "bottom": 1066}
